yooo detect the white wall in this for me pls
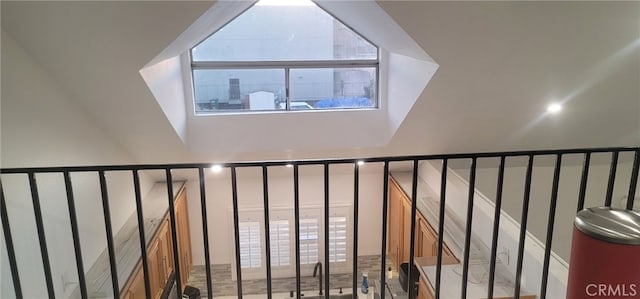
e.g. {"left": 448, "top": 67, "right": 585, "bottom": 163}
{"left": 184, "top": 164, "right": 386, "bottom": 267}
{"left": 460, "top": 155, "right": 637, "bottom": 261}
{"left": 1, "top": 31, "right": 153, "bottom": 299}
{"left": 419, "top": 160, "right": 569, "bottom": 298}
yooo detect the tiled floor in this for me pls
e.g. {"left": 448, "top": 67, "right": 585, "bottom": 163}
{"left": 185, "top": 255, "right": 391, "bottom": 297}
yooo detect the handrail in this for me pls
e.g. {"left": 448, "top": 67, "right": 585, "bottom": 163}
{"left": 1, "top": 146, "right": 638, "bottom": 299}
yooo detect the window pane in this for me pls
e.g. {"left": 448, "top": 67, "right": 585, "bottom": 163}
{"left": 290, "top": 68, "right": 376, "bottom": 110}
{"left": 193, "top": 69, "right": 285, "bottom": 114}
{"left": 192, "top": 0, "right": 377, "bottom": 61}
{"left": 270, "top": 220, "right": 290, "bottom": 267}
{"left": 239, "top": 221, "right": 262, "bottom": 269}
{"left": 329, "top": 217, "right": 347, "bottom": 263}
{"left": 299, "top": 218, "right": 319, "bottom": 264}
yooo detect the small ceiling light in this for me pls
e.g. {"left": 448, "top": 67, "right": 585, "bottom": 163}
{"left": 286, "top": 164, "right": 294, "bottom": 168}
{"left": 357, "top": 161, "right": 365, "bottom": 166}
{"left": 547, "top": 103, "right": 562, "bottom": 114}
{"left": 210, "top": 165, "right": 223, "bottom": 173}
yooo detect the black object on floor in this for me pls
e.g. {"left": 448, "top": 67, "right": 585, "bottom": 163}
{"left": 183, "top": 285, "right": 201, "bottom": 299}
{"left": 399, "top": 263, "right": 420, "bottom": 296}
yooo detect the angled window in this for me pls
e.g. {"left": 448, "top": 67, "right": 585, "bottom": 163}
{"left": 191, "top": 0, "right": 378, "bottom": 114}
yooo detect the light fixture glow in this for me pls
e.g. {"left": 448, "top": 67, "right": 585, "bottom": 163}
{"left": 357, "top": 161, "right": 365, "bottom": 166}
{"left": 210, "top": 165, "right": 223, "bottom": 173}
{"left": 286, "top": 164, "right": 294, "bottom": 168}
{"left": 547, "top": 103, "right": 562, "bottom": 113}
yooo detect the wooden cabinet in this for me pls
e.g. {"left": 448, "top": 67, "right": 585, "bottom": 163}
{"left": 388, "top": 178, "right": 420, "bottom": 267}
{"left": 387, "top": 176, "right": 454, "bottom": 270}
{"left": 175, "top": 188, "right": 192, "bottom": 291}
{"left": 157, "top": 218, "right": 175, "bottom": 286}
{"left": 388, "top": 178, "right": 403, "bottom": 268}
{"left": 122, "top": 267, "right": 145, "bottom": 299}
{"left": 147, "top": 239, "right": 164, "bottom": 299}
{"left": 401, "top": 196, "right": 413, "bottom": 263}
{"left": 418, "top": 276, "right": 434, "bottom": 299}
{"left": 417, "top": 215, "right": 437, "bottom": 257}
{"left": 121, "top": 186, "right": 192, "bottom": 299}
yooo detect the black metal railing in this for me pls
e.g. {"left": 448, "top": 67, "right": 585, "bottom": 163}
{"left": 1, "top": 146, "right": 639, "bottom": 299}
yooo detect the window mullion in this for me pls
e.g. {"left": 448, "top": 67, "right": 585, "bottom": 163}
{"left": 285, "top": 67, "right": 290, "bottom": 111}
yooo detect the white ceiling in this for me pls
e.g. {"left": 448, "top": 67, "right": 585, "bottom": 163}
{"left": 2, "top": 1, "right": 639, "bottom": 164}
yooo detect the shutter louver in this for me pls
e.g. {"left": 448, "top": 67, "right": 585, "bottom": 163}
{"left": 299, "top": 218, "right": 319, "bottom": 264}
{"left": 270, "top": 220, "right": 290, "bottom": 267}
{"left": 239, "top": 221, "right": 261, "bottom": 269}
{"left": 329, "top": 216, "right": 347, "bottom": 262}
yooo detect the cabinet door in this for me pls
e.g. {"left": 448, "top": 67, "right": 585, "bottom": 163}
{"left": 157, "top": 218, "right": 174, "bottom": 283}
{"left": 388, "top": 179, "right": 402, "bottom": 268}
{"left": 418, "top": 276, "right": 434, "bottom": 299}
{"left": 147, "top": 240, "right": 164, "bottom": 299}
{"left": 175, "top": 190, "right": 192, "bottom": 290}
{"left": 125, "top": 268, "right": 146, "bottom": 299}
{"left": 418, "top": 217, "right": 437, "bottom": 257}
{"left": 401, "top": 197, "right": 413, "bottom": 263}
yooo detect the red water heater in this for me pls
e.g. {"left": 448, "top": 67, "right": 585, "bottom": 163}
{"left": 567, "top": 207, "right": 640, "bottom": 299}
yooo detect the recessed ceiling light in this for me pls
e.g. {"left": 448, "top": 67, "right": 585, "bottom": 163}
{"left": 547, "top": 103, "right": 562, "bottom": 113}
{"left": 210, "top": 165, "right": 223, "bottom": 173}
{"left": 357, "top": 161, "right": 365, "bottom": 166}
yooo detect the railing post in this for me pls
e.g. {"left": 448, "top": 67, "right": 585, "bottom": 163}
{"left": 63, "top": 171, "right": 88, "bottom": 299}
{"left": 98, "top": 170, "right": 119, "bottom": 299}
{"left": 352, "top": 161, "right": 360, "bottom": 299}
{"left": 262, "top": 165, "right": 273, "bottom": 299}
{"left": 540, "top": 154, "right": 563, "bottom": 299}
{"left": 605, "top": 150, "right": 619, "bottom": 207}
{"left": 406, "top": 160, "right": 419, "bottom": 299}
{"left": 514, "top": 155, "right": 534, "bottom": 299}
{"left": 132, "top": 170, "right": 152, "bottom": 299}
{"left": 323, "top": 163, "right": 330, "bottom": 298}
{"left": 577, "top": 152, "right": 591, "bottom": 212}
{"left": 165, "top": 169, "right": 182, "bottom": 298}
{"left": 293, "top": 164, "right": 301, "bottom": 299}
{"left": 0, "top": 178, "right": 23, "bottom": 298}
{"left": 487, "top": 156, "right": 506, "bottom": 299}
{"left": 461, "top": 158, "right": 477, "bottom": 299}
{"left": 199, "top": 167, "right": 214, "bottom": 299}
{"left": 379, "top": 161, "right": 389, "bottom": 299}
{"left": 626, "top": 150, "right": 639, "bottom": 210}
{"left": 435, "top": 159, "right": 448, "bottom": 299}
{"left": 230, "top": 167, "right": 243, "bottom": 299}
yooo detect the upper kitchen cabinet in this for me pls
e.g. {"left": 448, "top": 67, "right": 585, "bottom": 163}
{"left": 175, "top": 187, "right": 193, "bottom": 292}
{"left": 387, "top": 176, "right": 454, "bottom": 269}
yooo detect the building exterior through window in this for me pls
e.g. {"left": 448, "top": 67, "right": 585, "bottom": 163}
{"left": 191, "top": 0, "right": 379, "bottom": 114}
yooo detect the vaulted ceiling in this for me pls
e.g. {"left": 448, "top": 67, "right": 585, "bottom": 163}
{"left": 2, "top": 1, "right": 638, "bottom": 164}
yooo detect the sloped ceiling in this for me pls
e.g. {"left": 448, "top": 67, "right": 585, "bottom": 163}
{"left": 140, "top": 0, "right": 438, "bottom": 156}
{"left": 1, "top": 1, "right": 639, "bottom": 164}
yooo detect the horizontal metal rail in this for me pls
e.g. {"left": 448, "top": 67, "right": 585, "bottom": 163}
{"left": 2, "top": 147, "right": 637, "bottom": 174}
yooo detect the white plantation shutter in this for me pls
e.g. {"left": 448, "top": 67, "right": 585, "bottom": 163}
{"left": 269, "top": 220, "right": 290, "bottom": 267}
{"left": 239, "top": 221, "right": 261, "bottom": 269}
{"left": 299, "top": 218, "right": 319, "bottom": 264}
{"left": 328, "top": 216, "right": 347, "bottom": 262}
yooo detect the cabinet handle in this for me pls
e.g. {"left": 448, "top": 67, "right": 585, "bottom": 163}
{"left": 162, "top": 256, "right": 167, "bottom": 275}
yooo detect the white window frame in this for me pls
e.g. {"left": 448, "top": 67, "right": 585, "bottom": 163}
{"left": 228, "top": 204, "right": 352, "bottom": 280}
{"left": 189, "top": 1, "right": 380, "bottom": 115}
